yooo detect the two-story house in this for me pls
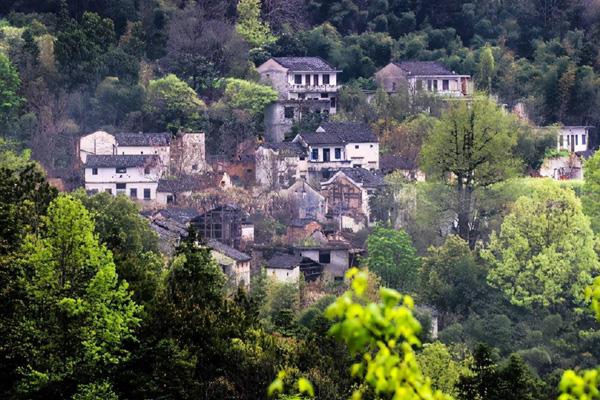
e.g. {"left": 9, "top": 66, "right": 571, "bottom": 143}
{"left": 84, "top": 154, "right": 163, "bottom": 200}
{"left": 257, "top": 57, "right": 341, "bottom": 142}
{"left": 557, "top": 126, "right": 593, "bottom": 153}
{"left": 375, "top": 61, "right": 472, "bottom": 97}
{"left": 293, "top": 121, "right": 379, "bottom": 182}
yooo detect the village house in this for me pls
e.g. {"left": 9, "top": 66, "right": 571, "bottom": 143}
{"left": 84, "top": 154, "right": 163, "bottom": 200}
{"left": 293, "top": 122, "right": 380, "bottom": 183}
{"left": 279, "top": 179, "right": 327, "bottom": 221}
{"left": 321, "top": 168, "right": 386, "bottom": 228}
{"left": 285, "top": 218, "right": 323, "bottom": 245}
{"left": 255, "top": 141, "right": 308, "bottom": 189}
{"left": 156, "top": 172, "right": 232, "bottom": 206}
{"left": 375, "top": 61, "right": 472, "bottom": 97}
{"left": 257, "top": 57, "right": 340, "bottom": 142}
{"left": 207, "top": 239, "right": 251, "bottom": 288}
{"left": 295, "top": 241, "right": 350, "bottom": 281}
{"left": 556, "top": 126, "right": 593, "bottom": 153}
{"left": 264, "top": 253, "right": 323, "bottom": 284}
{"left": 190, "top": 204, "right": 251, "bottom": 250}
{"left": 538, "top": 126, "right": 595, "bottom": 180}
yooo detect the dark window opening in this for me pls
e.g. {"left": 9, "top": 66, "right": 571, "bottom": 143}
{"left": 167, "top": 195, "right": 174, "bottom": 204}
{"left": 330, "top": 97, "right": 336, "bottom": 108}
{"left": 284, "top": 107, "right": 294, "bottom": 119}
{"left": 116, "top": 183, "right": 126, "bottom": 189}
{"left": 192, "top": 164, "right": 198, "bottom": 171}
{"left": 323, "top": 148, "right": 330, "bottom": 162}
{"left": 355, "top": 145, "right": 359, "bottom": 149}
{"left": 335, "top": 148, "right": 341, "bottom": 159}
{"left": 144, "top": 167, "right": 150, "bottom": 174}
{"left": 583, "top": 134, "right": 587, "bottom": 145}
{"left": 320, "top": 92, "right": 329, "bottom": 98}
{"left": 105, "top": 188, "right": 112, "bottom": 194}
{"left": 116, "top": 167, "right": 126, "bottom": 173}
{"left": 143, "top": 188, "right": 151, "bottom": 199}
{"left": 92, "top": 167, "right": 98, "bottom": 175}
{"left": 416, "top": 80, "right": 423, "bottom": 90}
{"left": 305, "top": 74, "right": 311, "bottom": 85}
{"left": 442, "top": 79, "right": 449, "bottom": 91}
{"left": 319, "top": 251, "right": 331, "bottom": 263}
{"left": 311, "top": 148, "right": 318, "bottom": 160}
{"left": 322, "top": 170, "right": 331, "bottom": 179}
{"left": 323, "top": 74, "right": 330, "bottom": 84}
{"left": 130, "top": 188, "right": 137, "bottom": 198}
{"left": 294, "top": 74, "right": 302, "bottom": 84}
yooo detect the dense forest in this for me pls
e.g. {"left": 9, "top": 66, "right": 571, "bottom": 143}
{"left": 1, "top": 0, "right": 600, "bottom": 399}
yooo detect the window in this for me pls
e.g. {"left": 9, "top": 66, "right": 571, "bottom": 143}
{"left": 319, "top": 251, "right": 331, "bottom": 263}
{"left": 330, "top": 97, "right": 336, "bottom": 108}
{"left": 575, "top": 135, "right": 579, "bottom": 145}
{"left": 323, "top": 74, "right": 330, "bottom": 84}
{"left": 370, "top": 144, "right": 374, "bottom": 148}
{"left": 116, "top": 183, "right": 126, "bottom": 190}
{"left": 116, "top": 167, "right": 126, "bottom": 173}
{"left": 313, "top": 74, "right": 319, "bottom": 85}
{"left": 353, "top": 164, "right": 362, "bottom": 168}
{"left": 284, "top": 107, "right": 295, "bottom": 119}
{"left": 442, "top": 79, "right": 449, "bottom": 90}
{"left": 583, "top": 134, "right": 587, "bottom": 145}
{"left": 90, "top": 189, "right": 98, "bottom": 194}
{"left": 130, "top": 188, "right": 137, "bottom": 198}
{"left": 560, "top": 135, "right": 564, "bottom": 147}
{"left": 323, "top": 148, "right": 330, "bottom": 162}
{"left": 427, "top": 80, "right": 432, "bottom": 91}
{"left": 298, "top": 93, "right": 305, "bottom": 99}
{"left": 322, "top": 170, "right": 331, "bottom": 179}
{"left": 355, "top": 145, "right": 359, "bottom": 149}
{"left": 105, "top": 188, "right": 112, "bottom": 194}
{"left": 392, "top": 82, "right": 396, "bottom": 91}
{"left": 320, "top": 92, "right": 329, "bottom": 98}
{"left": 311, "top": 148, "right": 319, "bottom": 160}
{"left": 416, "top": 80, "right": 423, "bottom": 90}
{"left": 294, "top": 74, "right": 302, "bottom": 84}
{"left": 433, "top": 80, "right": 438, "bottom": 91}
{"left": 305, "top": 74, "right": 311, "bottom": 85}
{"left": 92, "top": 167, "right": 98, "bottom": 175}
{"left": 246, "top": 168, "right": 253, "bottom": 173}
{"left": 192, "top": 164, "right": 198, "bottom": 171}
{"left": 299, "top": 156, "right": 305, "bottom": 160}
{"left": 144, "top": 166, "right": 151, "bottom": 174}
{"left": 167, "top": 195, "right": 174, "bottom": 204}
{"left": 143, "top": 188, "right": 151, "bottom": 200}
{"left": 335, "top": 148, "right": 342, "bottom": 159}
{"left": 140, "top": 151, "right": 144, "bottom": 154}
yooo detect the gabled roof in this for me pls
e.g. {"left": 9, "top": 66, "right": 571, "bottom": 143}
{"left": 115, "top": 132, "right": 172, "bottom": 147}
{"left": 272, "top": 57, "right": 337, "bottom": 72}
{"left": 265, "top": 253, "right": 302, "bottom": 269}
{"left": 208, "top": 239, "right": 251, "bottom": 262}
{"left": 297, "top": 122, "right": 378, "bottom": 145}
{"left": 393, "top": 61, "right": 456, "bottom": 76}
{"left": 154, "top": 207, "right": 199, "bottom": 224}
{"left": 325, "top": 168, "right": 386, "bottom": 188}
{"left": 85, "top": 154, "right": 161, "bottom": 168}
{"left": 261, "top": 141, "right": 307, "bottom": 157}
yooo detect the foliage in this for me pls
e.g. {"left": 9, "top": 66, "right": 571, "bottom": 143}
{"left": 0, "top": 52, "right": 23, "bottom": 132}
{"left": 144, "top": 73, "right": 205, "bottom": 133}
{"left": 583, "top": 151, "right": 600, "bottom": 233}
{"left": 484, "top": 181, "right": 600, "bottom": 308}
{"left": 420, "top": 95, "right": 520, "bottom": 246}
{"left": 364, "top": 226, "right": 420, "bottom": 292}
{"left": 417, "top": 342, "right": 470, "bottom": 396}
{"left": 236, "top": 0, "right": 276, "bottom": 48}
{"left": 222, "top": 78, "right": 278, "bottom": 116}
{"left": 324, "top": 267, "right": 452, "bottom": 399}
{"left": 15, "top": 195, "right": 141, "bottom": 398}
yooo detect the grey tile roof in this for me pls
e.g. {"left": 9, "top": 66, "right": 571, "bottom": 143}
{"left": 299, "top": 122, "right": 378, "bottom": 145}
{"left": 394, "top": 61, "right": 456, "bottom": 76}
{"left": 155, "top": 207, "right": 199, "bottom": 224}
{"left": 273, "top": 57, "right": 337, "bottom": 72}
{"left": 337, "top": 168, "right": 386, "bottom": 187}
{"left": 85, "top": 154, "right": 161, "bottom": 168}
{"left": 266, "top": 253, "right": 302, "bottom": 269}
{"left": 208, "top": 239, "right": 251, "bottom": 262}
{"left": 115, "top": 132, "right": 172, "bottom": 146}
{"left": 262, "top": 141, "right": 307, "bottom": 157}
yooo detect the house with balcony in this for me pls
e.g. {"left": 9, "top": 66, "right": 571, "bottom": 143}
{"left": 292, "top": 121, "right": 379, "bottom": 183}
{"left": 375, "top": 61, "right": 472, "bottom": 97}
{"left": 556, "top": 126, "right": 593, "bottom": 153}
{"left": 257, "top": 57, "right": 341, "bottom": 142}
{"left": 84, "top": 154, "right": 163, "bottom": 201}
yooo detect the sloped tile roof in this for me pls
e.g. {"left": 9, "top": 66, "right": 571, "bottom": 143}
{"left": 208, "top": 239, "right": 251, "bottom": 262}
{"left": 273, "top": 57, "right": 337, "bottom": 71}
{"left": 115, "top": 132, "right": 172, "bottom": 146}
{"left": 393, "top": 61, "right": 456, "bottom": 76}
{"left": 337, "top": 168, "right": 386, "bottom": 187}
{"left": 299, "top": 122, "right": 378, "bottom": 145}
{"left": 266, "top": 253, "right": 303, "bottom": 269}
{"left": 85, "top": 154, "right": 161, "bottom": 168}
{"left": 262, "top": 141, "right": 307, "bottom": 157}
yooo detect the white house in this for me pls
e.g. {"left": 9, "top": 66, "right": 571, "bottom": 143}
{"left": 375, "top": 61, "right": 472, "bottom": 97}
{"left": 207, "top": 239, "right": 251, "bottom": 288}
{"left": 84, "top": 154, "right": 163, "bottom": 200}
{"left": 264, "top": 253, "right": 302, "bottom": 284}
{"left": 293, "top": 121, "right": 379, "bottom": 182}
{"left": 557, "top": 126, "right": 593, "bottom": 153}
{"left": 257, "top": 57, "right": 341, "bottom": 142}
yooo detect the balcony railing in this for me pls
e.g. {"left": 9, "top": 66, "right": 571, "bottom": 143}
{"left": 287, "top": 84, "right": 339, "bottom": 92}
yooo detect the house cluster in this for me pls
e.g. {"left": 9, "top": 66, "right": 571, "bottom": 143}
{"left": 76, "top": 56, "right": 594, "bottom": 290}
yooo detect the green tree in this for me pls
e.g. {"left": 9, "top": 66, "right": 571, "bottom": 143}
{"left": 478, "top": 45, "right": 495, "bottom": 92}
{"left": 484, "top": 181, "right": 600, "bottom": 308}
{"left": 222, "top": 78, "right": 278, "bottom": 116}
{"left": 421, "top": 96, "right": 520, "bottom": 247}
{"left": 0, "top": 53, "right": 24, "bottom": 134}
{"left": 364, "top": 226, "right": 420, "bottom": 292}
{"left": 417, "top": 342, "right": 469, "bottom": 397}
{"left": 235, "top": 0, "right": 276, "bottom": 48}
{"left": 582, "top": 151, "right": 600, "bottom": 232}
{"left": 419, "top": 235, "right": 486, "bottom": 319}
{"left": 144, "top": 73, "right": 206, "bottom": 133}
{"left": 15, "top": 195, "right": 141, "bottom": 398}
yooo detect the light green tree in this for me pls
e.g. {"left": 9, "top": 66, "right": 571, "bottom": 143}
{"left": 420, "top": 95, "right": 519, "bottom": 247}
{"left": 16, "top": 195, "right": 141, "bottom": 397}
{"left": 222, "top": 78, "right": 278, "bottom": 116}
{"left": 0, "top": 53, "right": 24, "bottom": 132}
{"left": 364, "top": 226, "right": 420, "bottom": 292}
{"left": 582, "top": 151, "right": 600, "bottom": 232}
{"left": 144, "top": 73, "right": 206, "bottom": 132}
{"left": 235, "top": 0, "right": 276, "bottom": 48}
{"left": 478, "top": 45, "right": 495, "bottom": 92}
{"left": 484, "top": 181, "right": 600, "bottom": 308}
{"left": 417, "top": 342, "right": 470, "bottom": 397}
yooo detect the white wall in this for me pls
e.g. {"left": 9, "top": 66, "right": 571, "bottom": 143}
{"left": 117, "top": 145, "right": 170, "bottom": 166}
{"left": 266, "top": 266, "right": 300, "bottom": 284}
{"left": 558, "top": 127, "right": 589, "bottom": 153}
{"left": 85, "top": 165, "right": 161, "bottom": 199}
{"left": 344, "top": 142, "right": 379, "bottom": 169}
{"left": 79, "top": 131, "right": 116, "bottom": 163}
